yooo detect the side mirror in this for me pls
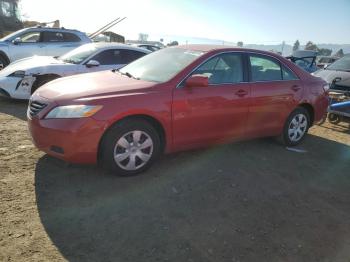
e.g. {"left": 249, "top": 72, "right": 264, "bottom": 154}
{"left": 185, "top": 75, "right": 209, "bottom": 88}
{"left": 12, "top": 37, "right": 21, "bottom": 45}
{"left": 86, "top": 60, "right": 100, "bottom": 68}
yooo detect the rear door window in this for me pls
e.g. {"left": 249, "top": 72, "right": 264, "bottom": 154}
{"left": 282, "top": 66, "right": 298, "bottom": 80}
{"left": 249, "top": 55, "right": 282, "bottom": 81}
{"left": 120, "top": 50, "right": 146, "bottom": 64}
{"left": 42, "top": 31, "right": 65, "bottom": 42}
{"left": 91, "top": 49, "right": 122, "bottom": 65}
{"left": 63, "top": 33, "right": 81, "bottom": 42}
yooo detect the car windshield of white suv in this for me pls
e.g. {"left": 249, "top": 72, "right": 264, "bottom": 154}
{"left": 58, "top": 44, "right": 97, "bottom": 64}
{"left": 119, "top": 47, "right": 204, "bottom": 82}
{"left": 327, "top": 55, "right": 350, "bottom": 72}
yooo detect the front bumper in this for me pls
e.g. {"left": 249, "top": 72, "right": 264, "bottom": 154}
{"left": 27, "top": 97, "right": 107, "bottom": 164}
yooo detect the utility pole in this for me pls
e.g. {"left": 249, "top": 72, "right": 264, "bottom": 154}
{"left": 281, "top": 41, "right": 285, "bottom": 55}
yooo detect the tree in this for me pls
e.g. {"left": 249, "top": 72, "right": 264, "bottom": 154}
{"left": 334, "top": 49, "right": 344, "bottom": 58}
{"left": 318, "top": 48, "right": 332, "bottom": 56}
{"left": 237, "top": 41, "right": 243, "bottom": 47}
{"left": 292, "top": 40, "right": 300, "bottom": 51}
{"left": 305, "top": 41, "right": 318, "bottom": 51}
{"left": 167, "top": 41, "right": 179, "bottom": 46}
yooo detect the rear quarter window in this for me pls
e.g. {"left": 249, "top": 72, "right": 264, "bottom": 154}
{"left": 64, "top": 33, "right": 81, "bottom": 42}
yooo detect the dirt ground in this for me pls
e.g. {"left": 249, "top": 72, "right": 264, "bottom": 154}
{"left": 0, "top": 96, "right": 350, "bottom": 262}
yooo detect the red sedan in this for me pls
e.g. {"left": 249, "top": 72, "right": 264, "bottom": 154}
{"left": 28, "top": 45, "right": 329, "bottom": 175}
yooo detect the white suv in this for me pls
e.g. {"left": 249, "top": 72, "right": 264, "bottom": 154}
{"left": 0, "top": 27, "right": 92, "bottom": 67}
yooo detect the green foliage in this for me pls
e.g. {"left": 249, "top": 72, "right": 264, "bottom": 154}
{"left": 318, "top": 48, "right": 332, "bottom": 56}
{"left": 167, "top": 41, "right": 179, "bottom": 46}
{"left": 237, "top": 41, "right": 243, "bottom": 47}
{"left": 305, "top": 41, "right": 318, "bottom": 51}
{"left": 293, "top": 40, "right": 300, "bottom": 51}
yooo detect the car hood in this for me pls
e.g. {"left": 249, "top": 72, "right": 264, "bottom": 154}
{"left": 0, "top": 56, "right": 67, "bottom": 77}
{"left": 36, "top": 70, "right": 157, "bottom": 101}
{"left": 313, "top": 69, "right": 350, "bottom": 88}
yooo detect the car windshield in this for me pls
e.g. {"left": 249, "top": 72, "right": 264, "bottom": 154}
{"left": 327, "top": 55, "right": 350, "bottom": 72}
{"left": 58, "top": 44, "right": 97, "bottom": 64}
{"left": 119, "top": 47, "right": 204, "bottom": 82}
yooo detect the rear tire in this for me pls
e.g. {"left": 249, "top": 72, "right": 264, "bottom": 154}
{"left": 279, "top": 107, "right": 310, "bottom": 146}
{"left": 100, "top": 119, "right": 161, "bottom": 176}
{"left": 328, "top": 113, "right": 341, "bottom": 124}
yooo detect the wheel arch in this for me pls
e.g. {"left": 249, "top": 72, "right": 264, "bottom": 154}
{"left": 0, "top": 51, "right": 10, "bottom": 65}
{"left": 97, "top": 114, "right": 167, "bottom": 162}
{"left": 31, "top": 73, "right": 62, "bottom": 93}
{"left": 298, "top": 103, "right": 314, "bottom": 126}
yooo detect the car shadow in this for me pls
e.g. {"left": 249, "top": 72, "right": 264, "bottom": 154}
{"left": 35, "top": 135, "right": 350, "bottom": 262}
{"left": 0, "top": 96, "right": 28, "bottom": 121}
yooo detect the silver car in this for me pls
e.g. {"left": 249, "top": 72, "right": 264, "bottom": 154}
{"left": 0, "top": 26, "right": 92, "bottom": 67}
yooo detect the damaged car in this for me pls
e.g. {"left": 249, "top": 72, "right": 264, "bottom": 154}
{"left": 313, "top": 54, "right": 350, "bottom": 92}
{"left": 0, "top": 42, "right": 150, "bottom": 99}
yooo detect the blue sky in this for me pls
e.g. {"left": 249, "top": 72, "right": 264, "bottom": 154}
{"left": 21, "top": 0, "right": 350, "bottom": 45}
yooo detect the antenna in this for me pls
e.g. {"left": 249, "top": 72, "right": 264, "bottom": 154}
{"left": 90, "top": 17, "right": 126, "bottom": 39}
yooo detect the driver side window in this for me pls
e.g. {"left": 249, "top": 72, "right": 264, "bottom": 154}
{"left": 191, "top": 53, "right": 243, "bottom": 85}
{"left": 16, "top": 31, "right": 41, "bottom": 43}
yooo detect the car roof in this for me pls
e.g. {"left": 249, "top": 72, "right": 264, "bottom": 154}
{"left": 175, "top": 44, "right": 283, "bottom": 57}
{"left": 22, "top": 26, "right": 81, "bottom": 33}
{"left": 85, "top": 42, "right": 151, "bottom": 53}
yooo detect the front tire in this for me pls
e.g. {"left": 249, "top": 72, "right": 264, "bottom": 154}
{"left": 100, "top": 119, "right": 161, "bottom": 176}
{"left": 280, "top": 107, "right": 310, "bottom": 146}
{"left": 0, "top": 55, "right": 9, "bottom": 69}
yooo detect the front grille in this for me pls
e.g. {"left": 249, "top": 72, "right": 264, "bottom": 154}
{"left": 28, "top": 100, "right": 47, "bottom": 117}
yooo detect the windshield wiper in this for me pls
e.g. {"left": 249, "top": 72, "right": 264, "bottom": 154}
{"left": 63, "top": 59, "right": 76, "bottom": 64}
{"left": 114, "top": 70, "right": 139, "bottom": 80}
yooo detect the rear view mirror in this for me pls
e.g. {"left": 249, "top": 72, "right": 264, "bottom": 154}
{"left": 12, "top": 37, "right": 21, "bottom": 45}
{"left": 86, "top": 60, "right": 100, "bottom": 68}
{"left": 185, "top": 75, "right": 209, "bottom": 88}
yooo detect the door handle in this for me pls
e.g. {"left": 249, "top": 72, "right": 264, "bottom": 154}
{"left": 291, "top": 85, "right": 301, "bottom": 92}
{"left": 235, "top": 89, "right": 248, "bottom": 97}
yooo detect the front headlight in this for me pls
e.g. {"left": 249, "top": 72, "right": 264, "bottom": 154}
{"left": 8, "top": 70, "right": 26, "bottom": 78}
{"left": 45, "top": 105, "right": 102, "bottom": 119}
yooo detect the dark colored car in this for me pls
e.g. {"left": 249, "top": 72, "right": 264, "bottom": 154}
{"left": 28, "top": 45, "right": 329, "bottom": 175}
{"left": 313, "top": 54, "right": 350, "bottom": 92}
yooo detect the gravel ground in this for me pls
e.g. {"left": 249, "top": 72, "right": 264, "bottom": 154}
{"left": 0, "top": 97, "right": 350, "bottom": 262}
